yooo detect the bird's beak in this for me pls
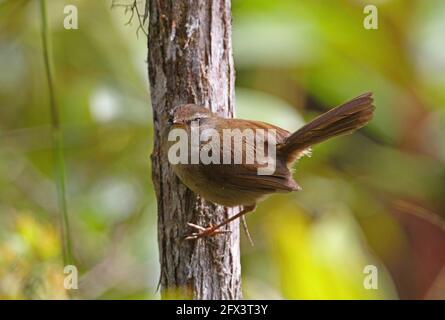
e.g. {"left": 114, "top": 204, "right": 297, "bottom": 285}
{"left": 173, "top": 118, "right": 186, "bottom": 125}
{"left": 170, "top": 119, "right": 185, "bottom": 127}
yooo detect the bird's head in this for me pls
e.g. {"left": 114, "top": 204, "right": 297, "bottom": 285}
{"left": 168, "top": 104, "right": 213, "bottom": 127}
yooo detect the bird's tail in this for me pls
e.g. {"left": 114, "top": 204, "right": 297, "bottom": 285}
{"left": 279, "top": 92, "right": 375, "bottom": 160}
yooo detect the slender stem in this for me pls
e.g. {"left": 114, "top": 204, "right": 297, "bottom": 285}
{"left": 39, "top": 0, "right": 73, "bottom": 267}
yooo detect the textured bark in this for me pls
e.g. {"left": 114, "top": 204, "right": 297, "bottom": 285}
{"left": 147, "top": 0, "right": 241, "bottom": 299}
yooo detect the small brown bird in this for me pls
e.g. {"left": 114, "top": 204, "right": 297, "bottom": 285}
{"left": 166, "top": 92, "right": 375, "bottom": 240}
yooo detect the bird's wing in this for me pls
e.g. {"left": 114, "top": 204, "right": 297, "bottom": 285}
{"left": 197, "top": 118, "right": 298, "bottom": 193}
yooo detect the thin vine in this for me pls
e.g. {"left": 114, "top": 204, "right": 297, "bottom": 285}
{"left": 39, "top": 0, "right": 73, "bottom": 268}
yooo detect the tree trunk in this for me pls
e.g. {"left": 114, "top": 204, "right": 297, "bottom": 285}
{"left": 147, "top": 0, "right": 241, "bottom": 299}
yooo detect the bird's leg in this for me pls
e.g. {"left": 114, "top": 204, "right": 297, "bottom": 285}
{"left": 185, "top": 205, "right": 256, "bottom": 240}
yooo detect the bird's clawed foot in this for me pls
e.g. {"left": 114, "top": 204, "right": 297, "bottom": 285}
{"left": 184, "top": 222, "right": 231, "bottom": 240}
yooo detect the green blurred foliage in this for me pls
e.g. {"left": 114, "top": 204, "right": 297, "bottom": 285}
{"left": 1, "top": 0, "right": 445, "bottom": 299}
